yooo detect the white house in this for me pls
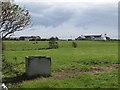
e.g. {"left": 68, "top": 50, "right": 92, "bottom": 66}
{"left": 76, "top": 34, "right": 107, "bottom": 40}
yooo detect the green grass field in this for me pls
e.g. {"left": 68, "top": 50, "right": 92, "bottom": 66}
{"left": 2, "top": 40, "right": 119, "bottom": 88}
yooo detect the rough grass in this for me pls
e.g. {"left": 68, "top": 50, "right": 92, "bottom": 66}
{"left": 2, "top": 40, "right": 119, "bottom": 88}
{"left": 19, "top": 70, "right": 118, "bottom": 88}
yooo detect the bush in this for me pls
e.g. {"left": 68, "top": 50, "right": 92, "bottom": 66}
{"left": 49, "top": 41, "right": 58, "bottom": 49}
{"left": 72, "top": 42, "right": 77, "bottom": 48}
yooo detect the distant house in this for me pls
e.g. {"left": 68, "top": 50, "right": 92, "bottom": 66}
{"left": 19, "top": 36, "right": 41, "bottom": 41}
{"left": 75, "top": 34, "right": 107, "bottom": 40}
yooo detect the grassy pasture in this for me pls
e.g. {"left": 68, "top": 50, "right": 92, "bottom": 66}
{"left": 2, "top": 40, "right": 118, "bottom": 88}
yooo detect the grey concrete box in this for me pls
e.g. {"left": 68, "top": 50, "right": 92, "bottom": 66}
{"left": 25, "top": 56, "right": 51, "bottom": 76}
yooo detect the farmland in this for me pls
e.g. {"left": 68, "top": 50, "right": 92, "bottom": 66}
{"left": 2, "top": 40, "right": 118, "bottom": 88}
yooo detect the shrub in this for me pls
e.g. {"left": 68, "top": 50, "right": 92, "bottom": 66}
{"left": 72, "top": 41, "right": 77, "bottom": 48}
{"left": 49, "top": 41, "right": 58, "bottom": 49}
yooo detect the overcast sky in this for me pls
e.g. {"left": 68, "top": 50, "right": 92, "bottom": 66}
{"left": 14, "top": 0, "right": 118, "bottom": 39}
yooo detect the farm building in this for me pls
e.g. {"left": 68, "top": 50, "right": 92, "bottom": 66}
{"left": 75, "top": 34, "right": 107, "bottom": 40}
{"left": 19, "top": 36, "right": 41, "bottom": 41}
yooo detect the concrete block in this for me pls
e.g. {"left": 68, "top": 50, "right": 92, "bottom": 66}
{"left": 25, "top": 56, "right": 51, "bottom": 76}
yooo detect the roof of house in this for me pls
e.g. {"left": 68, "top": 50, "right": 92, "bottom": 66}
{"left": 76, "top": 34, "right": 103, "bottom": 39}
{"left": 82, "top": 34, "right": 102, "bottom": 37}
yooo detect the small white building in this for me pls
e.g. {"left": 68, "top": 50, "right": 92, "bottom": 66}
{"left": 76, "top": 34, "right": 107, "bottom": 40}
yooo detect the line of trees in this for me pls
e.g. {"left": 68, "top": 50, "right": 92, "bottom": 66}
{"left": 3, "top": 36, "right": 59, "bottom": 41}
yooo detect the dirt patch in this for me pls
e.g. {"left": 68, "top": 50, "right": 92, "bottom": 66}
{"left": 54, "top": 64, "right": 119, "bottom": 79}
{"left": 110, "top": 64, "right": 119, "bottom": 68}
{"left": 54, "top": 68, "right": 103, "bottom": 79}
{"left": 103, "top": 64, "right": 119, "bottom": 71}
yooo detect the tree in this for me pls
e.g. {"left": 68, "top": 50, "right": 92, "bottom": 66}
{"left": 0, "top": 0, "right": 31, "bottom": 77}
{"left": 0, "top": 1, "right": 31, "bottom": 39}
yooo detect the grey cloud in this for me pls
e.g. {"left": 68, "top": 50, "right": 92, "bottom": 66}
{"left": 73, "top": 5, "right": 117, "bottom": 29}
{"left": 16, "top": 2, "right": 52, "bottom": 14}
{"left": 31, "top": 6, "right": 74, "bottom": 27}
{"left": 15, "top": 2, "right": 118, "bottom": 39}
{"left": 18, "top": 2, "right": 117, "bottom": 29}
